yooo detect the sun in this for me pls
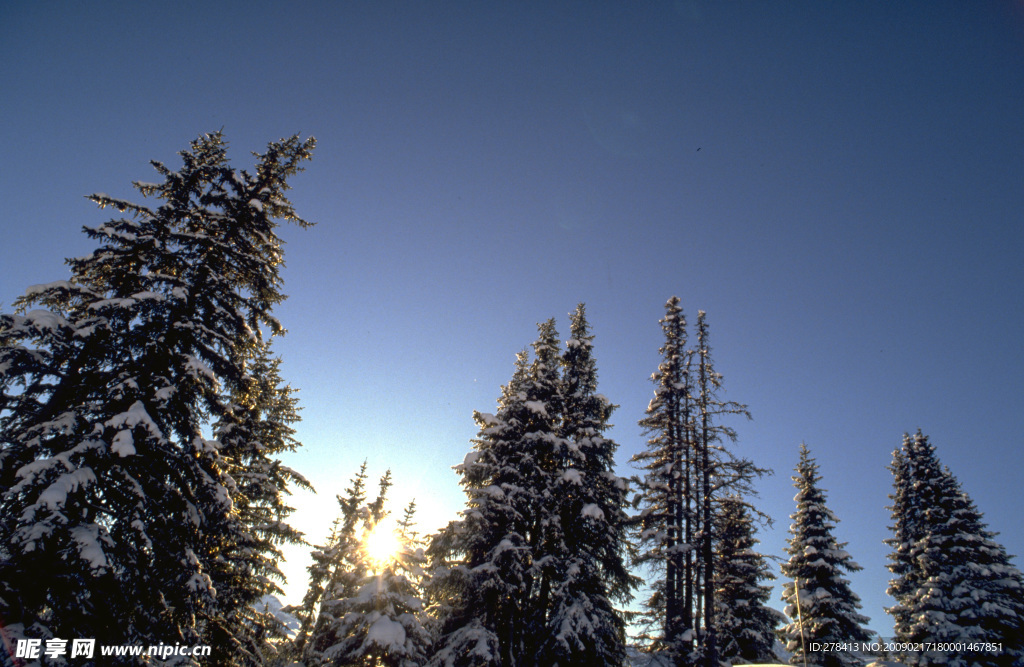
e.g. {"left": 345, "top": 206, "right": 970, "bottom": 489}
{"left": 363, "top": 521, "right": 402, "bottom": 569}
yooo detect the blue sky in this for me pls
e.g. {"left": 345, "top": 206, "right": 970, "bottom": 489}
{"left": 3, "top": 1, "right": 1023, "bottom": 635}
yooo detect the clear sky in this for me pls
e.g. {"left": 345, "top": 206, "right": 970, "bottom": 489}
{"left": 3, "top": 1, "right": 1023, "bottom": 636}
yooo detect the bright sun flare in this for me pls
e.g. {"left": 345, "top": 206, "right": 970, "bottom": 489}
{"left": 364, "top": 522, "right": 402, "bottom": 568}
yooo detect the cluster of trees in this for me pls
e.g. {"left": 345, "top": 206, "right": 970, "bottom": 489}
{"left": 629, "top": 297, "right": 775, "bottom": 666}
{"left": 2, "top": 134, "right": 1023, "bottom": 667}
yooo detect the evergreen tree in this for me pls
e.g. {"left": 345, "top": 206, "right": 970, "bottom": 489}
{"left": 780, "top": 444, "right": 871, "bottom": 667}
{"left": 712, "top": 495, "right": 781, "bottom": 666}
{"left": 884, "top": 433, "right": 922, "bottom": 642}
{"left": 631, "top": 299, "right": 761, "bottom": 667}
{"left": 0, "top": 132, "right": 314, "bottom": 658}
{"left": 429, "top": 310, "right": 630, "bottom": 666}
{"left": 517, "top": 318, "right": 566, "bottom": 665}
{"left": 539, "top": 304, "right": 635, "bottom": 666}
{"left": 211, "top": 346, "right": 313, "bottom": 664}
{"left": 428, "top": 319, "right": 562, "bottom": 667}
{"left": 632, "top": 296, "right": 696, "bottom": 661}
{"left": 397, "top": 499, "right": 421, "bottom": 545}
{"left": 304, "top": 470, "right": 391, "bottom": 663}
{"left": 886, "top": 431, "right": 1024, "bottom": 666}
{"left": 291, "top": 463, "right": 369, "bottom": 659}
{"left": 426, "top": 350, "right": 532, "bottom": 667}
{"left": 310, "top": 474, "right": 431, "bottom": 667}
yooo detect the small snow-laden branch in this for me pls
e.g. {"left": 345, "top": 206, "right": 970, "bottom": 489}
{"left": 104, "top": 400, "right": 165, "bottom": 442}
{"left": 35, "top": 467, "right": 98, "bottom": 512}
{"left": 524, "top": 400, "right": 548, "bottom": 417}
{"left": 70, "top": 524, "right": 111, "bottom": 571}
{"left": 561, "top": 469, "right": 584, "bottom": 485}
{"left": 88, "top": 192, "right": 155, "bottom": 219}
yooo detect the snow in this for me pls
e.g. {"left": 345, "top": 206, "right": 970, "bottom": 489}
{"left": 70, "top": 525, "right": 109, "bottom": 570}
{"left": 37, "top": 467, "right": 97, "bottom": 510}
{"left": 105, "top": 400, "right": 163, "bottom": 440}
{"left": 111, "top": 429, "right": 136, "bottom": 457}
{"left": 560, "top": 469, "right": 583, "bottom": 485}
{"left": 477, "top": 412, "right": 500, "bottom": 427}
{"left": 258, "top": 595, "right": 301, "bottom": 638}
{"left": 524, "top": 400, "right": 548, "bottom": 416}
{"left": 23, "top": 280, "right": 74, "bottom": 298}
{"left": 581, "top": 503, "right": 605, "bottom": 520}
{"left": 365, "top": 615, "right": 407, "bottom": 650}
{"left": 183, "top": 354, "right": 217, "bottom": 383}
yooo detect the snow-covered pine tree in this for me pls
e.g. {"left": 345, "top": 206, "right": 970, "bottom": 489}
{"left": 304, "top": 470, "right": 391, "bottom": 663}
{"left": 884, "top": 433, "right": 921, "bottom": 642}
{"left": 631, "top": 300, "right": 761, "bottom": 667}
{"left": 517, "top": 318, "right": 567, "bottom": 664}
{"left": 310, "top": 474, "right": 431, "bottom": 667}
{"left": 210, "top": 345, "right": 313, "bottom": 665}
{"left": 886, "top": 431, "right": 1024, "bottom": 666}
{"left": 0, "top": 132, "right": 314, "bottom": 657}
{"left": 538, "top": 304, "right": 634, "bottom": 666}
{"left": 426, "top": 350, "right": 532, "bottom": 667}
{"left": 429, "top": 319, "right": 565, "bottom": 667}
{"left": 693, "top": 309, "right": 759, "bottom": 667}
{"left": 291, "top": 463, "right": 369, "bottom": 659}
{"left": 632, "top": 296, "right": 696, "bottom": 661}
{"left": 712, "top": 494, "right": 781, "bottom": 665}
{"left": 780, "top": 444, "right": 871, "bottom": 667}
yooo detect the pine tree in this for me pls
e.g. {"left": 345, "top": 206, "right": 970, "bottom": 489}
{"left": 780, "top": 444, "right": 871, "bottom": 667}
{"left": 884, "top": 433, "right": 922, "bottom": 642}
{"left": 210, "top": 345, "right": 313, "bottom": 664}
{"left": 632, "top": 296, "right": 696, "bottom": 661}
{"left": 426, "top": 350, "right": 532, "bottom": 667}
{"left": 429, "top": 311, "right": 630, "bottom": 666}
{"left": 291, "top": 463, "right": 369, "bottom": 659}
{"left": 539, "top": 304, "right": 634, "bottom": 666}
{"left": 310, "top": 474, "right": 431, "bottom": 667}
{"left": 0, "top": 132, "right": 314, "bottom": 657}
{"left": 712, "top": 494, "right": 781, "bottom": 665}
{"left": 428, "top": 318, "right": 563, "bottom": 667}
{"left": 304, "top": 470, "right": 392, "bottom": 664}
{"left": 518, "top": 318, "right": 567, "bottom": 664}
{"left": 631, "top": 300, "right": 761, "bottom": 667}
{"left": 886, "top": 431, "right": 1024, "bottom": 666}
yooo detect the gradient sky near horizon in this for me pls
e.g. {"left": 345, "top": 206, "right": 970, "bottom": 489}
{"left": 3, "top": 1, "right": 1024, "bottom": 636}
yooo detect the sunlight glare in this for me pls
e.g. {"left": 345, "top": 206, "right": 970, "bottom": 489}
{"left": 364, "top": 521, "right": 402, "bottom": 569}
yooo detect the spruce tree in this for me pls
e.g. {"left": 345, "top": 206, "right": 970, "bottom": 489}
{"left": 712, "top": 494, "right": 781, "bottom": 665}
{"left": 780, "top": 444, "right": 871, "bottom": 667}
{"left": 885, "top": 433, "right": 922, "bottom": 642}
{"left": 886, "top": 431, "right": 1024, "bottom": 666}
{"left": 305, "top": 470, "right": 392, "bottom": 664}
{"left": 309, "top": 474, "right": 431, "bottom": 667}
{"left": 426, "top": 350, "right": 533, "bottom": 667}
{"left": 211, "top": 346, "right": 312, "bottom": 664}
{"left": 631, "top": 299, "right": 762, "bottom": 667}
{"left": 291, "top": 463, "right": 369, "bottom": 659}
{"left": 632, "top": 296, "right": 696, "bottom": 661}
{"left": 429, "top": 311, "right": 630, "bottom": 666}
{"left": 539, "top": 304, "right": 634, "bottom": 666}
{"left": 428, "top": 318, "right": 564, "bottom": 667}
{"left": 0, "top": 132, "right": 314, "bottom": 657}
